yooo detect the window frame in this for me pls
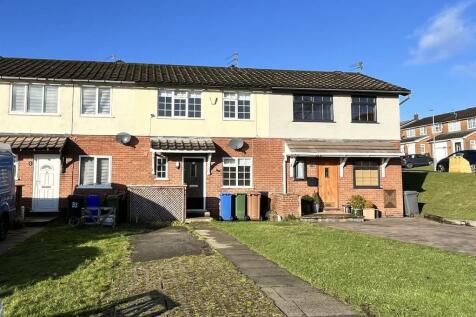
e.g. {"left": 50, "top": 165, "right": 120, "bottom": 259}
{"left": 351, "top": 96, "right": 377, "bottom": 123}
{"left": 154, "top": 154, "right": 168, "bottom": 180}
{"left": 292, "top": 94, "right": 334, "bottom": 122}
{"left": 420, "top": 144, "right": 426, "bottom": 154}
{"left": 406, "top": 128, "right": 416, "bottom": 137}
{"left": 353, "top": 160, "right": 380, "bottom": 189}
{"left": 222, "top": 157, "right": 253, "bottom": 188}
{"left": 448, "top": 121, "right": 461, "bottom": 132}
{"left": 78, "top": 155, "right": 112, "bottom": 188}
{"left": 293, "top": 160, "right": 307, "bottom": 180}
{"left": 470, "top": 140, "right": 476, "bottom": 150}
{"left": 419, "top": 127, "right": 427, "bottom": 136}
{"left": 222, "top": 91, "right": 251, "bottom": 120}
{"left": 80, "top": 86, "right": 113, "bottom": 117}
{"left": 432, "top": 123, "right": 443, "bottom": 133}
{"left": 468, "top": 118, "right": 476, "bottom": 130}
{"left": 10, "top": 83, "right": 60, "bottom": 115}
{"left": 157, "top": 89, "right": 203, "bottom": 119}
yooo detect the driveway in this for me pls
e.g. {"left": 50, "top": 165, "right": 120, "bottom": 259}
{"left": 325, "top": 218, "right": 476, "bottom": 256}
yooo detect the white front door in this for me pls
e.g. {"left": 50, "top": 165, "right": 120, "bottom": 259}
{"left": 32, "top": 154, "right": 61, "bottom": 212}
{"left": 407, "top": 143, "right": 416, "bottom": 155}
{"left": 433, "top": 142, "right": 448, "bottom": 164}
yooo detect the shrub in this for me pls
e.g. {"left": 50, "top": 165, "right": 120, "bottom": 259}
{"left": 347, "top": 195, "right": 366, "bottom": 210}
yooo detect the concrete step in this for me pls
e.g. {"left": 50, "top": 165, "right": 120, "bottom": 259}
{"left": 185, "top": 216, "right": 213, "bottom": 223}
{"left": 301, "top": 213, "right": 364, "bottom": 223}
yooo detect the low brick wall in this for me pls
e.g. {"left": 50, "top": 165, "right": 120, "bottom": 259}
{"left": 128, "top": 185, "right": 186, "bottom": 222}
{"left": 270, "top": 192, "right": 301, "bottom": 218}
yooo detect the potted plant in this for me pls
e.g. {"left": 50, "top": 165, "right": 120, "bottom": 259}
{"left": 312, "top": 192, "right": 322, "bottom": 213}
{"left": 363, "top": 200, "right": 376, "bottom": 220}
{"left": 347, "top": 195, "right": 365, "bottom": 217}
{"left": 301, "top": 195, "right": 314, "bottom": 214}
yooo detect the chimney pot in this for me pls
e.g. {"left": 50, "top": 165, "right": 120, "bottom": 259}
{"left": 413, "top": 113, "right": 419, "bottom": 120}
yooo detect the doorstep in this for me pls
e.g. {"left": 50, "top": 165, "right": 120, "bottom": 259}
{"left": 301, "top": 213, "right": 364, "bottom": 223}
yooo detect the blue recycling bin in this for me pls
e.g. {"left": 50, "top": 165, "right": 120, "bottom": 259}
{"left": 85, "top": 195, "right": 101, "bottom": 223}
{"left": 219, "top": 192, "right": 233, "bottom": 221}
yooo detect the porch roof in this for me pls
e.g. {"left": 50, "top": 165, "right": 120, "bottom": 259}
{"left": 284, "top": 139, "right": 402, "bottom": 157}
{"left": 0, "top": 134, "right": 68, "bottom": 152}
{"left": 150, "top": 137, "right": 216, "bottom": 153}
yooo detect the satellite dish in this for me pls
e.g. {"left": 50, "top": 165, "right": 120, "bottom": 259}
{"left": 229, "top": 138, "right": 244, "bottom": 150}
{"left": 116, "top": 132, "right": 131, "bottom": 145}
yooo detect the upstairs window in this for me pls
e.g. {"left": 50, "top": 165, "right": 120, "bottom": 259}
{"left": 81, "top": 87, "right": 111, "bottom": 116}
{"left": 158, "top": 89, "right": 202, "bottom": 118}
{"left": 353, "top": 160, "right": 380, "bottom": 188}
{"left": 468, "top": 118, "right": 476, "bottom": 130}
{"left": 419, "top": 127, "right": 427, "bottom": 136}
{"left": 406, "top": 129, "right": 416, "bottom": 137}
{"left": 432, "top": 123, "right": 443, "bottom": 133}
{"left": 79, "top": 156, "right": 111, "bottom": 187}
{"left": 223, "top": 157, "right": 252, "bottom": 187}
{"left": 293, "top": 95, "right": 333, "bottom": 122}
{"left": 11, "top": 84, "right": 58, "bottom": 114}
{"left": 448, "top": 121, "right": 461, "bottom": 132}
{"left": 223, "top": 92, "right": 251, "bottom": 119}
{"left": 351, "top": 96, "right": 376, "bottom": 122}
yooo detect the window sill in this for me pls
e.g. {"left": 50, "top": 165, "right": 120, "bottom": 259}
{"left": 351, "top": 121, "right": 379, "bottom": 124}
{"left": 222, "top": 118, "right": 254, "bottom": 122}
{"left": 155, "top": 178, "right": 169, "bottom": 181}
{"left": 77, "top": 185, "right": 112, "bottom": 189}
{"left": 80, "top": 114, "right": 114, "bottom": 118}
{"left": 353, "top": 186, "right": 381, "bottom": 189}
{"left": 222, "top": 185, "right": 254, "bottom": 189}
{"left": 9, "top": 112, "right": 61, "bottom": 117}
{"left": 156, "top": 116, "right": 204, "bottom": 120}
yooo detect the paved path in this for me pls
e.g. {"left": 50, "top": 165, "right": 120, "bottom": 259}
{"left": 130, "top": 226, "right": 212, "bottom": 261}
{"left": 193, "top": 223, "right": 359, "bottom": 317}
{"left": 325, "top": 218, "right": 476, "bottom": 256}
{"left": 0, "top": 227, "right": 43, "bottom": 256}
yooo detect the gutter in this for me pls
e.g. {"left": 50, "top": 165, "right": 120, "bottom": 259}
{"left": 271, "top": 86, "right": 410, "bottom": 96}
{"left": 0, "top": 75, "right": 135, "bottom": 84}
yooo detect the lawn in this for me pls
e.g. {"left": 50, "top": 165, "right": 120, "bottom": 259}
{"left": 403, "top": 170, "right": 476, "bottom": 220}
{"left": 214, "top": 221, "right": 476, "bottom": 317}
{"left": 0, "top": 223, "right": 282, "bottom": 316}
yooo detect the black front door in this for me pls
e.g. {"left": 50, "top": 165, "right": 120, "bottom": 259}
{"left": 183, "top": 158, "right": 204, "bottom": 210}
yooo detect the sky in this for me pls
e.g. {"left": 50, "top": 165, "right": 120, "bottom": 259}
{"left": 0, "top": 0, "right": 475, "bottom": 120}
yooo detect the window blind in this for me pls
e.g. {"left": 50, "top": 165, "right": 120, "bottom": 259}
{"left": 27, "top": 85, "right": 43, "bottom": 113}
{"left": 80, "top": 157, "right": 95, "bottom": 185}
{"left": 12, "top": 84, "right": 26, "bottom": 112}
{"left": 44, "top": 86, "right": 58, "bottom": 113}
{"left": 96, "top": 158, "right": 110, "bottom": 184}
{"left": 98, "top": 88, "right": 111, "bottom": 114}
{"left": 81, "top": 87, "right": 97, "bottom": 114}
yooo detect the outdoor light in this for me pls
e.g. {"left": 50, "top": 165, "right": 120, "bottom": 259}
{"left": 176, "top": 161, "right": 180, "bottom": 169}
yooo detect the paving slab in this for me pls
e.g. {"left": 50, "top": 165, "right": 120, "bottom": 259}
{"left": 130, "top": 226, "right": 212, "bottom": 262}
{"left": 193, "top": 223, "right": 359, "bottom": 317}
{"left": 324, "top": 217, "right": 476, "bottom": 256}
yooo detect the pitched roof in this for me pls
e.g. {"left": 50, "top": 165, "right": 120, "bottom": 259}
{"left": 403, "top": 107, "right": 476, "bottom": 129}
{"left": 285, "top": 139, "right": 401, "bottom": 157}
{"left": 0, "top": 57, "right": 410, "bottom": 94}
{"left": 430, "top": 130, "right": 476, "bottom": 142}
{"left": 401, "top": 136, "right": 429, "bottom": 144}
{"left": 151, "top": 137, "right": 215, "bottom": 152}
{"left": 0, "top": 134, "right": 68, "bottom": 151}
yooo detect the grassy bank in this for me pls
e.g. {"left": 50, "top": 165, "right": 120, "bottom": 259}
{"left": 403, "top": 170, "right": 476, "bottom": 220}
{"left": 214, "top": 221, "right": 476, "bottom": 317}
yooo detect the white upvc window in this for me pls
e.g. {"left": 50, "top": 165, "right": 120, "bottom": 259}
{"left": 223, "top": 92, "right": 251, "bottom": 120}
{"left": 81, "top": 86, "right": 112, "bottom": 116}
{"left": 468, "top": 118, "right": 476, "bottom": 129}
{"left": 448, "top": 121, "right": 461, "bottom": 132}
{"left": 157, "top": 89, "right": 202, "bottom": 118}
{"left": 432, "top": 123, "right": 443, "bottom": 133}
{"left": 78, "top": 156, "right": 112, "bottom": 188}
{"left": 11, "top": 83, "right": 59, "bottom": 114}
{"left": 222, "top": 157, "right": 252, "bottom": 187}
{"left": 419, "top": 127, "right": 427, "bottom": 136}
{"left": 154, "top": 154, "right": 168, "bottom": 179}
{"left": 406, "top": 128, "right": 416, "bottom": 137}
{"left": 470, "top": 140, "right": 476, "bottom": 150}
{"left": 420, "top": 144, "right": 426, "bottom": 154}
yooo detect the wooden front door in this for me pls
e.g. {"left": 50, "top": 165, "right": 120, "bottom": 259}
{"left": 318, "top": 158, "right": 339, "bottom": 208}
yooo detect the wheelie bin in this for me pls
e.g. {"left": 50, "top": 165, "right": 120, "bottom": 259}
{"left": 219, "top": 192, "right": 233, "bottom": 221}
{"left": 247, "top": 192, "right": 262, "bottom": 220}
{"left": 106, "top": 195, "right": 121, "bottom": 222}
{"left": 235, "top": 193, "right": 247, "bottom": 220}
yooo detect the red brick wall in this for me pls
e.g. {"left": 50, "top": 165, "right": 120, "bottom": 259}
{"left": 339, "top": 158, "right": 403, "bottom": 217}
{"left": 269, "top": 192, "right": 301, "bottom": 218}
{"left": 286, "top": 157, "right": 318, "bottom": 196}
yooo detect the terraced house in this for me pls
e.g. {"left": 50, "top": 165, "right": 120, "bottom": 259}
{"left": 401, "top": 107, "right": 476, "bottom": 165}
{"left": 0, "top": 57, "right": 409, "bottom": 219}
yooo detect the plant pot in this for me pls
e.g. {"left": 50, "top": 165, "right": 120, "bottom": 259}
{"left": 301, "top": 200, "right": 313, "bottom": 214}
{"left": 352, "top": 208, "right": 363, "bottom": 217}
{"left": 363, "top": 208, "right": 376, "bottom": 220}
{"left": 312, "top": 203, "right": 321, "bottom": 213}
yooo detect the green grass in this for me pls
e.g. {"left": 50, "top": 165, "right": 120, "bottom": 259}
{"left": 408, "top": 165, "right": 433, "bottom": 171}
{"left": 0, "top": 223, "right": 283, "bottom": 317}
{"left": 403, "top": 170, "right": 476, "bottom": 220}
{"left": 214, "top": 221, "right": 476, "bottom": 317}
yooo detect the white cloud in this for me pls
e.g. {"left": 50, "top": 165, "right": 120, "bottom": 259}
{"left": 407, "top": 1, "right": 476, "bottom": 64}
{"left": 451, "top": 60, "right": 476, "bottom": 77}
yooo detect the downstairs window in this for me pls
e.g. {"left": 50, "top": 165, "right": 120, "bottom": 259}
{"left": 353, "top": 160, "right": 380, "bottom": 188}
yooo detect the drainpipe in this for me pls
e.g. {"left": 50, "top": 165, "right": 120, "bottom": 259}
{"left": 282, "top": 154, "right": 287, "bottom": 194}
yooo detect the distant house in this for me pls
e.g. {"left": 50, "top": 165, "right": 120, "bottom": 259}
{"left": 0, "top": 57, "right": 409, "bottom": 219}
{"left": 400, "top": 107, "right": 476, "bottom": 163}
